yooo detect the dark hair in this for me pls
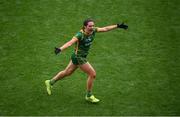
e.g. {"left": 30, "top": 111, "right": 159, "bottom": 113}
{"left": 83, "top": 19, "right": 94, "bottom": 26}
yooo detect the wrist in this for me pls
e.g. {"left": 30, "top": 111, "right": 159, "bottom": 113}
{"left": 117, "top": 23, "right": 120, "bottom": 28}
{"left": 59, "top": 47, "right": 62, "bottom": 51}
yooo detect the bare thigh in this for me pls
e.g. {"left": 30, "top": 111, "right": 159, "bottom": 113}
{"left": 64, "top": 60, "right": 78, "bottom": 75}
{"left": 79, "top": 62, "right": 96, "bottom": 77}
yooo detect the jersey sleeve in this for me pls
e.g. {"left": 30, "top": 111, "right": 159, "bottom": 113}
{"left": 73, "top": 32, "right": 82, "bottom": 40}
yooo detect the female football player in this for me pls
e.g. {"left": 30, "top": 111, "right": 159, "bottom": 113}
{"left": 45, "top": 19, "right": 128, "bottom": 103}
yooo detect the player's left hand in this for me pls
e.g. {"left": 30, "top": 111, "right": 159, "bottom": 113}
{"left": 117, "top": 23, "right": 128, "bottom": 30}
{"left": 54, "top": 47, "right": 61, "bottom": 55}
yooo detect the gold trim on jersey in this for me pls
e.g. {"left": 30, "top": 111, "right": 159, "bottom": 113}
{"left": 75, "top": 40, "right": 79, "bottom": 55}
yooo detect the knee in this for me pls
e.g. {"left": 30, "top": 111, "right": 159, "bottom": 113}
{"left": 89, "top": 72, "right": 96, "bottom": 79}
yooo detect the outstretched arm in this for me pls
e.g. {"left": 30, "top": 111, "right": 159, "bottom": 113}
{"left": 97, "top": 23, "right": 128, "bottom": 32}
{"left": 97, "top": 25, "right": 118, "bottom": 32}
{"left": 55, "top": 37, "right": 78, "bottom": 55}
{"left": 60, "top": 37, "right": 78, "bottom": 51}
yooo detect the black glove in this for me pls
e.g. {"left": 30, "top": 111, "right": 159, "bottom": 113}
{"left": 54, "top": 47, "right": 61, "bottom": 55}
{"left": 117, "top": 23, "right": 128, "bottom": 30}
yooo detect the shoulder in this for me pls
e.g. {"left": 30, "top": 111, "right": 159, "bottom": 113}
{"left": 93, "top": 27, "right": 98, "bottom": 32}
{"left": 73, "top": 30, "right": 83, "bottom": 40}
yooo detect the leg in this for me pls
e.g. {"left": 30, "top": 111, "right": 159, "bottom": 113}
{"left": 52, "top": 60, "right": 78, "bottom": 82}
{"left": 45, "top": 60, "right": 77, "bottom": 95}
{"left": 79, "top": 62, "right": 96, "bottom": 92}
{"left": 79, "top": 62, "right": 99, "bottom": 103}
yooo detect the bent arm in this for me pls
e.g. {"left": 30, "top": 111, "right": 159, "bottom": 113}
{"left": 97, "top": 25, "right": 118, "bottom": 32}
{"left": 59, "top": 37, "right": 78, "bottom": 51}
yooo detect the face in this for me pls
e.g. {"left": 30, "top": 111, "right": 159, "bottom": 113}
{"left": 85, "top": 21, "right": 94, "bottom": 32}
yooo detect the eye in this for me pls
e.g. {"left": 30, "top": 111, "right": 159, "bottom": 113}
{"left": 89, "top": 25, "right": 94, "bottom": 27}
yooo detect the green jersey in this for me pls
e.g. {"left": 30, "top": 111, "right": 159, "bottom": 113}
{"left": 73, "top": 28, "right": 97, "bottom": 57}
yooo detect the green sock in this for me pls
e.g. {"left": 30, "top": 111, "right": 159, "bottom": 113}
{"left": 50, "top": 79, "right": 56, "bottom": 85}
{"left": 87, "top": 91, "right": 92, "bottom": 97}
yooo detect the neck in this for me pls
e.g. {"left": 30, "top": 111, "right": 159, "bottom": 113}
{"left": 84, "top": 29, "right": 92, "bottom": 35}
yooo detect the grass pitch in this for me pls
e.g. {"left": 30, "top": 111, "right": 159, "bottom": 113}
{"left": 0, "top": 0, "right": 180, "bottom": 116}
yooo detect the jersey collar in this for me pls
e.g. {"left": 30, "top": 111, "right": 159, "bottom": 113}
{"left": 80, "top": 29, "right": 93, "bottom": 36}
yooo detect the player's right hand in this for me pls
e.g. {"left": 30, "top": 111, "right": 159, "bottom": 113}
{"left": 54, "top": 47, "right": 61, "bottom": 55}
